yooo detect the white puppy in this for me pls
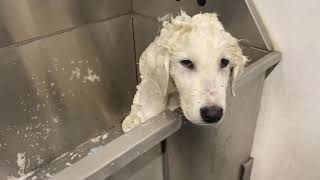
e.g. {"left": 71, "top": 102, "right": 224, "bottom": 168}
{"left": 122, "top": 11, "right": 248, "bottom": 132}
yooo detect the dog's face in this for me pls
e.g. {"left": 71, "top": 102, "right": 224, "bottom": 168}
{"left": 122, "top": 12, "right": 247, "bottom": 132}
{"left": 159, "top": 13, "right": 247, "bottom": 125}
{"left": 169, "top": 33, "right": 232, "bottom": 124}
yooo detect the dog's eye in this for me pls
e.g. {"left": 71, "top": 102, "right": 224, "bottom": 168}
{"left": 220, "top": 58, "right": 230, "bottom": 68}
{"left": 180, "top": 59, "right": 194, "bottom": 69}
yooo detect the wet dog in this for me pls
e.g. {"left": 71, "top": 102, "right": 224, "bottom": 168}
{"left": 122, "top": 11, "right": 247, "bottom": 132}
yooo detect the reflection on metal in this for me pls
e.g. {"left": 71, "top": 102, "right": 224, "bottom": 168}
{"left": 0, "top": 0, "right": 280, "bottom": 180}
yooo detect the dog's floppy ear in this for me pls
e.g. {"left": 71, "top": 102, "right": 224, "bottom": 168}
{"left": 139, "top": 38, "right": 170, "bottom": 99}
{"left": 230, "top": 55, "right": 248, "bottom": 96}
{"left": 122, "top": 39, "right": 170, "bottom": 132}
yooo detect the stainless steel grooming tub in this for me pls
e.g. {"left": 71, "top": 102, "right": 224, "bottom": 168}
{"left": 0, "top": 0, "right": 280, "bottom": 180}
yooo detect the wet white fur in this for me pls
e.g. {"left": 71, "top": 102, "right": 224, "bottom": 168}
{"left": 122, "top": 11, "right": 248, "bottom": 132}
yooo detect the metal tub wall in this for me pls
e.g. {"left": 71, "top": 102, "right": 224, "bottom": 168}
{"left": 0, "top": 1, "right": 140, "bottom": 179}
{"left": 50, "top": 110, "right": 182, "bottom": 180}
{"left": 107, "top": 145, "right": 164, "bottom": 180}
{"left": 0, "top": 0, "right": 132, "bottom": 48}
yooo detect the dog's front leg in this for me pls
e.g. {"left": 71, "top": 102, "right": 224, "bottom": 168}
{"left": 122, "top": 78, "right": 167, "bottom": 132}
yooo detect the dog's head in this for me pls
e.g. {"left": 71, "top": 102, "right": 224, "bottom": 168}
{"left": 139, "top": 12, "right": 247, "bottom": 125}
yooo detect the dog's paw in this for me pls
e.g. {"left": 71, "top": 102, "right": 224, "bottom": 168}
{"left": 122, "top": 115, "right": 141, "bottom": 132}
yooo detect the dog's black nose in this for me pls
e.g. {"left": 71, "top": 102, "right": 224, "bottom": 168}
{"left": 200, "top": 106, "right": 223, "bottom": 123}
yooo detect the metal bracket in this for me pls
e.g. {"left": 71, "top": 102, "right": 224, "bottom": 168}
{"left": 241, "top": 157, "right": 254, "bottom": 180}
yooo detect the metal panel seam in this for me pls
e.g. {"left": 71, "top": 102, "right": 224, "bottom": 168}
{"left": 245, "top": 0, "right": 273, "bottom": 51}
{"left": 0, "top": 12, "right": 132, "bottom": 49}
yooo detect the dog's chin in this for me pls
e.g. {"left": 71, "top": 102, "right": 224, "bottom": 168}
{"left": 186, "top": 117, "right": 224, "bottom": 127}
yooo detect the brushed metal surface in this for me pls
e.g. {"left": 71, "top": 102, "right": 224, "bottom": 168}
{"left": 165, "top": 75, "right": 265, "bottom": 180}
{"left": 132, "top": 0, "right": 269, "bottom": 50}
{"left": 0, "top": 15, "right": 137, "bottom": 179}
{"left": 0, "top": 0, "right": 131, "bottom": 48}
{"left": 22, "top": 124, "right": 124, "bottom": 179}
{"left": 107, "top": 145, "right": 164, "bottom": 180}
{"left": 51, "top": 110, "right": 182, "bottom": 180}
{"left": 234, "top": 51, "right": 281, "bottom": 89}
{"left": 132, "top": 15, "right": 159, "bottom": 63}
{"left": 245, "top": 0, "right": 273, "bottom": 50}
